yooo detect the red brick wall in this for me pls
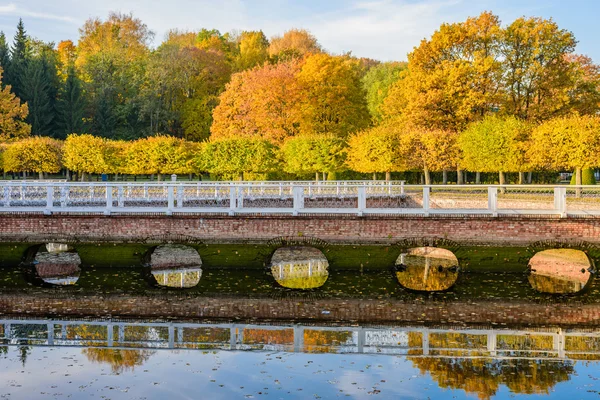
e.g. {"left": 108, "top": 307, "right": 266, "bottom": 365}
{"left": 1, "top": 214, "right": 599, "bottom": 246}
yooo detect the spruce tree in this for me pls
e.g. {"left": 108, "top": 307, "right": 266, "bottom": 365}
{"left": 93, "top": 89, "right": 117, "bottom": 137}
{"left": 23, "top": 57, "right": 53, "bottom": 134}
{"left": 0, "top": 32, "right": 11, "bottom": 85}
{"left": 7, "top": 19, "right": 29, "bottom": 99}
{"left": 55, "top": 66, "right": 85, "bottom": 138}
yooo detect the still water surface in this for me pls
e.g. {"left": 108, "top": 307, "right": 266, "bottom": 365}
{"left": 2, "top": 345, "right": 600, "bottom": 399}
{"left": 1, "top": 243, "right": 599, "bottom": 399}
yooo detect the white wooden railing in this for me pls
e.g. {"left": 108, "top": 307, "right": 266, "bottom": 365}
{"left": 1, "top": 181, "right": 600, "bottom": 217}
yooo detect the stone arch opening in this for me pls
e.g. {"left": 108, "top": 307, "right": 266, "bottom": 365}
{"left": 527, "top": 249, "right": 593, "bottom": 294}
{"left": 30, "top": 243, "right": 82, "bottom": 286}
{"left": 270, "top": 246, "right": 329, "bottom": 289}
{"left": 394, "top": 247, "right": 459, "bottom": 292}
{"left": 148, "top": 244, "right": 202, "bottom": 288}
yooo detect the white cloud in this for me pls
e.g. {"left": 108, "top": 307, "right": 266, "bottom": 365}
{"left": 0, "top": 2, "right": 76, "bottom": 22}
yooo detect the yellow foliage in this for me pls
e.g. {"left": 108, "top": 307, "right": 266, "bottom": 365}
{"left": 2, "top": 137, "right": 62, "bottom": 173}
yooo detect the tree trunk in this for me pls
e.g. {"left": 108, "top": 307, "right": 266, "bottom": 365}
{"left": 518, "top": 171, "right": 525, "bottom": 185}
{"left": 66, "top": 169, "right": 71, "bottom": 181}
{"left": 315, "top": 172, "right": 320, "bottom": 182}
{"left": 239, "top": 172, "right": 244, "bottom": 181}
{"left": 476, "top": 172, "right": 481, "bottom": 184}
{"left": 385, "top": 171, "right": 391, "bottom": 182}
{"left": 457, "top": 168, "right": 464, "bottom": 184}
{"left": 188, "top": 173, "right": 193, "bottom": 181}
{"left": 372, "top": 172, "right": 377, "bottom": 181}
{"left": 80, "top": 172, "right": 86, "bottom": 182}
{"left": 322, "top": 172, "right": 326, "bottom": 181}
{"left": 576, "top": 167, "right": 582, "bottom": 198}
{"left": 442, "top": 170, "right": 448, "bottom": 184}
{"left": 527, "top": 171, "right": 533, "bottom": 184}
{"left": 499, "top": 171, "right": 506, "bottom": 185}
{"left": 499, "top": 171, "right": 506, "bottom": 194}
{"left": 158, "top": 173, "right": 163, "bottom": 182}
{"left": 424, "top": 168, "right": 431, "bottom": 185}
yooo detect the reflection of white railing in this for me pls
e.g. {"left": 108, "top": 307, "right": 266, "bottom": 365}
{"left": 1, "top": 181, "right": 599, "bottom": 217}
{"left": 2, "top": 318, "right": 597, "bottom": 360}
{"left": 272, "top": 260, "right": 327, "bottom": 279}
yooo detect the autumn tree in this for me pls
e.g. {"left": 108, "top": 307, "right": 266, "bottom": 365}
{"left": 362, "top": 62, "right": 406, "bottom": 122}
{"left": 564, "top": 54, "right": 600, "bottom": 116}
{"left": 268, "top": 29, "right": 321, "bottom": 60}
{"left": 297, "top": 53, "right": 370, "bottom": 137}
{"left": 528, "top": 114, "right": 600, "bottom": 186}
{"left": 2, "top": 136, "right": 62, "bottom": 178}
{"left": 346, "top": 124, "right": 404, "bottom": 181}
{"left": 211, "top": 59, "right": 302, "bottom": 143}
{"left": 459, "top": 115, "right": 531, "bottom": 184}
{"left": 142, "top": 43, "right": 230, "bottom": 140}
{"left": 202, "top": 138, "right": 279, "bottom": 180}
{"left": 124, "top": 136, "right": 193, "bottom": 179}
{"left": 500, "top": 17, "right": 577, "bottom": 121}
{"left": 383, "top": 12, "right": 503, "bottom": 131}
{"left": 402, "top": 125, "right": 459, "bottom": 185}
{"left": 0, "top": 68, "right": 30, "bottom": 141}
{"left": 235, "top": 31, "right": 269, "bottom": 71}
{"left": 62, "top": 133, "right": 116, "bottom": 180}
{"left": 281, "top": 135, "right": 347, "bottom": 180}
{"left": 76, "top": 12, "right": 153, "bottom": 139}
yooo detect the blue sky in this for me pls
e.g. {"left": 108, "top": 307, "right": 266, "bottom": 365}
{"left": 0, "top": 0, "right": 597, "bottom": 62}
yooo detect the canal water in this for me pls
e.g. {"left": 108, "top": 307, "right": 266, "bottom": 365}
{"left": 1, "top": 242, "right": 600, "bottom": 399}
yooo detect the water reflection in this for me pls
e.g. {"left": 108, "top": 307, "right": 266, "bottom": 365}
{"left": 33, "top": 243, "right": 81, "bottom": 285}
{"left": 270, "top": 246, "right": 329, "bottom": 289}
{"left": 149, "top": 244, "right": 202, "bottom": 288}
{"left": 5, "top": 317, "right": 600, "bottom": 398}
{"left": 83, "top": 348, "right": 155, "bottom": 374}
{"left": 395, "top": 247, "right": 459, "bottom": 291}
{"left": 528, "top": 249, "right": 592, "bottom": 294}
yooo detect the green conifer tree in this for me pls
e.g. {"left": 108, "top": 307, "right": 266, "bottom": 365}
{"left": 7, "top": 19, "right": 29, "bottom": 99}
{"left": 56, "top": 66, "right": 85, "bottom": 138}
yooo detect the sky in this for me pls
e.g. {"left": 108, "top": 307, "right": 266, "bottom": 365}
{"left": 0, "top": 0, "right": 598, "bottom": 62}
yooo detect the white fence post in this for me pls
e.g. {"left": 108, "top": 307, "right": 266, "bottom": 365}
{"left": 488, "top": 187, "right": 498, "bottom": 217}
{"left": 422, "top": 186, "right": 430, "bottom": 216}
{"left": 104, "top": 186, "right": 113, "bottom": 216}
{"left": 44, "top": 185, "right": 53, "bottom": 215}
{"left": 167, "top": 185, "right": 174, "bottom": 215}
{"left": 292, "top": 186, "right": 304, "bottom": 216}
{"left": 176, "top": 186, "right": 184, "bottom": 209}
{"left": 554, "top": 187, "right": 567, "bottom": 218}
{"left": 229, "top": 186, "right": 236, "bottom": 216}
{"left": 117, "top": 186, "right": 124, "bottom": 208}
{"left": 3, "top": 185, "right": 10, "bottom": 207}
{"left": 357, "top": 186, "right": 366, "bottom": 216}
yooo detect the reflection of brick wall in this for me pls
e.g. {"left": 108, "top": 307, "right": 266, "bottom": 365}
{"left": 35, "top": 263, "right": 80, "bottom": 278}
{"left": 1, "top": 293, "right": 600, "bottom": 327}
{"left": 2, "top": 214, "right": 600, "bottom": 245}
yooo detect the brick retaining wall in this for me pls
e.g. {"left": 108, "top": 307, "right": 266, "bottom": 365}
{"left": 0, "top": 293, "right": 598, "bottom": 327}
{"left": 1, "top": 214, "right": 599, "bottom": 246}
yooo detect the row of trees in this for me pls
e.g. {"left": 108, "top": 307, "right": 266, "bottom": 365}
{"left": 0, "top": 11, "right": 598, "bottom": 182}
{"left": 2, "top": 113, "right": 598, "bottom": 182}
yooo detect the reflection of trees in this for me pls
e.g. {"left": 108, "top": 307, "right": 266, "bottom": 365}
{"left": 395, "top": 259, "right": 458, "bottom": 291}
{"left": 409, "top": 357, "right": 573, "bottom": 399}
{"left": 243, "top": 328, "right": 294, "bottom": 345}
{"left": 528, "top": 274, "right": 587, "bottom": 294}
{"left": 303, "top": 330, "right": 353, "bottom": 353}
{"left": 82, "top": 348, "right": 155, "bottom": 374}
